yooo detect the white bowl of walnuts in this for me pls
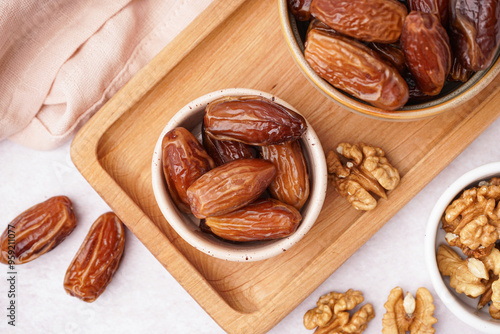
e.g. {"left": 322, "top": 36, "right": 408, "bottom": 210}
{"left": 151, "top": 88, "right": 328, "bottom": 262}
{"left": 425, "top": 162, "right": 500, "bottom": 333}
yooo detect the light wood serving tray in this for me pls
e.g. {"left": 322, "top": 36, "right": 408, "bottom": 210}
{"left": 70, "top": 0, "right": 500, "bottom": 333}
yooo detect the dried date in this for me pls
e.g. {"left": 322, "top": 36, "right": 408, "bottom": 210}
{"left": 186, "top": 159, "right": 277, "bottom": 219}
{"left": 449, "top": 55, "right": 473, "bottom": 82}
{"left": 204, "top": 96, "right": 307, "bottom": 146}
{"left": 449, "top": 0, "right": 500, "bottom": 71}
{"left": 408, "top": 0, "right": 449, "bottom": 26}
{"left": 288, "top": 0, "right": 312, "bottom": 21}
{"left": 401, "top": 11, "right": 451, "bottom": 96}
{"left": 403, "top": 71, "right": 435, "bottom": 103}
{"left": 310, "top": 0, "right": 408, "bottom": 43}
{"left": 261, "top": 140, "right": 310, "bottom": 210}
{"left": 369, "top": 43, "right": 407, "bottom": 74}
{"left": 304, "top": 27, "right": 409, "bottom": 110}
{"left": 307, "top": 18, "right": 337, "bottom": 35}
{"left": 162, "top": 127, "right": 215, "bottom": 213}
{"left": 205, "top": 199, "right": 302, "bottom": 242}
{"left": 64, "top": 212, "right": 125, "bottom": 303}
{"left": 202, "top": 123, "right": 257, "bottom": 166}
{"left": 0, "top": 196, "right": 76, "bottom": 265}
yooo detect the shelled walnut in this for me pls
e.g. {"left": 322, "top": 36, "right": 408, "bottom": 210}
{"left": 490, "top": 280, "right": 500, "bottom": 319}
{"left": 438, "top": 244, "right": 500, "bottom": 319}
{"left": 442, "top": 177, "right": 500, "bottom": 258}
{"left": 436, "top": 176, "right": 500, "bottom": 319}
{"left": 437, "top": 244, "right": 487, "bottom": 298}
{"left": 477, "top": 273, "right": 499, "bottom": 311}
{"left": 476, "top": 247, "right": 500, "bottom": 318}
{"left": 327, "top": 143, "right": 400, "bottom": 210}
{"left": 304, "top": 289, "right": 374, "bottom": 334}
{"left": 382, "top": 287, "right": 437, "bottom": 334}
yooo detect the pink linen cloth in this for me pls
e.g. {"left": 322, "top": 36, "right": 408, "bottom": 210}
{"left": 0, "top": 0, "right": 210, "bottom": 150}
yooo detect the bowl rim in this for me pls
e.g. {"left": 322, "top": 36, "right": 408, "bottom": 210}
{"left": 424, "top": 162, "right": 500, "bottom": 332}
{"left": 151, "top": 88, "right": 328, "bottom": 262}
{"left": 277, "top": 0, "right": 500, "bottom": 121}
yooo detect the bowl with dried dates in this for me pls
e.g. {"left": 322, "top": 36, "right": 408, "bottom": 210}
{"left": 425, "top": 162, "right": 500, "bottom": 333}
{"left": 151, "top": 88, "right": 328, "bottom": 262}
{"left": 279, "top": 0, "right": 500, "bottom": 120}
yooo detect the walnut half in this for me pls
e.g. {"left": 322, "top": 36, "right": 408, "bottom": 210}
{"left": 327, "top": 143, "right": 400, "bottom": 211}
{"left": 382, "top": 287, "right": 437, "bottom": 334}
{"left": 490, "top": 280, "right": 500, "bottom": 319}
{"left": 436, "top": 244, "right": 487, "bottom": 298}
{"left": 304, "top": 289, "right": 374, "bottom": 334}
{"left": 442, "top": 178, "right": 500, "bottom": 258}
{"left": 476, "top": 247, "right": 500, "bottom": 318}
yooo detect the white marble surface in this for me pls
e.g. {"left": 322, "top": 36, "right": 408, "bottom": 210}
{"left": 0, "top": 116, "right": 498, "bottom": 334}
{"left": 1, "top": 4, "right": 500, "bottom": 332}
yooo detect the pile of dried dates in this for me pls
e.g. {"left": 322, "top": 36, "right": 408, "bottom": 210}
{"left": 288, "top": 0, "right": 500, "bottom": 110}
{"left": 161, "top": 95, "right": 311, "bottom": 242}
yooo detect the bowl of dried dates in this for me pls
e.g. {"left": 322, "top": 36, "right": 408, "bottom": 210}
{"left": 279, "top": 0, "right": 500, "bottom": 120}
{"left": 151, "top": 88, "right": 328, "bottom": 262}
{"left": 425, "top": 162, "right": 500, "bottom": 332}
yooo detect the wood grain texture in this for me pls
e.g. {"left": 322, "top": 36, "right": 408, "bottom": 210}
{"left": 70, "top": 0, "right": 500, "bottom": 333}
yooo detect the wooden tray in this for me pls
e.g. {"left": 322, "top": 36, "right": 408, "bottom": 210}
{"left": 70, "top": 1, "right": 500, "bottom": 333}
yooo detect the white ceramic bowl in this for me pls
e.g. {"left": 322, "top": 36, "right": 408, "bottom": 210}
{"left": 278, "top": 0, "right": 500, "bottom": 121}
{"left": 151, "top": 88, "right": 328, "bottom": 262}
{"left": 425, "top": 162, "right": 500, "bottom": 333}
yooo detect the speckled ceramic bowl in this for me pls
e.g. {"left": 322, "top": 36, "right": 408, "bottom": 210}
{"left": 278, "top": 0, "right": 500, "bottom": 121}
{"left": 425, "top": 162, "right": 500, "bottom": 333}
{"left": 151, "top": 88, "right": 328, "bottom": 262}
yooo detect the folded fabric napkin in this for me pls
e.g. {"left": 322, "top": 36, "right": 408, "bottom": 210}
{"left": 0, "top": 0, "right": 210, "bottom": 150}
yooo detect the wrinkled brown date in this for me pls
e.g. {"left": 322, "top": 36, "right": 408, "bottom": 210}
{"left": 369, "top": 43, "right": 407, "bottom": 74}
{"left": 449, "top": 0, "right": 500, "bottom": 71}
{"left": 186, "top": 159, "right": 277, "bottom": 219}
{"left": 64, "top": 212, "right": 125, "bottom": 303}
{"left": 449, "top": 55, "right": 473, "bottom": 82}
{"left": 202, "top": 123, "right": 256, "bottom": 166}
{"left": 204, "top": 96, "right": 307, "bottom": 146}
{"left": 288, "top": 0, "right": 312, "bottom": 21}
{"left": 0, "top": 196, "right": 76, "bottom": 265}
{"left": 408, "top": 0, "right": 449, "bottom": 26}
{"left": 261, "top": 140, "right": 310, "bottom": 210}
{"left": 205, "top": 199, "right": 302, "bottom": 242}
{"left": 305, "top": 27, "right": 409, "bottom": 110}
{"left": 310, "top": 0, "right": 407, "bottom": 43}
{"left": 307, "top": 18, "right": 337, "bottom": 35}
{"left": 403, "top": 71, "right": 435, "bottom": 103}
{"left": 401, "top": 11, "right": 451, "bottom": 96}
{"left": 162, "top": 127, "right": 215, "bottom": 213}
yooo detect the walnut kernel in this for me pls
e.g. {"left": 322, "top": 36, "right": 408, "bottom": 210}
{"left": 490, "top": 280, "right": 500, "bottom": 319}
{"left": 442, "top": 179, "right": 500, "bottom": 258}
{"left": 304, "top": 289, "right": 374, "bottom": 334}
{"left": 437, "top": 244, "right": 486, "bottom": 298}
{"left": 327, "top": 143, "right": 400, "bottom": 211}
{"left": 382, "top": 287, "right": 437, "bottom": 334}
{"left": 304, "top": 303, "right": 333, "bottom": 329}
